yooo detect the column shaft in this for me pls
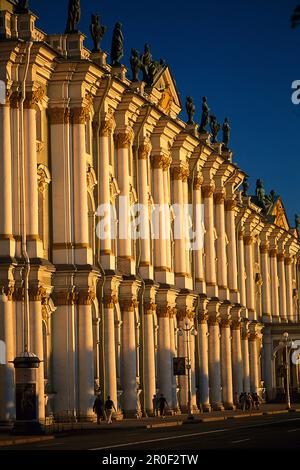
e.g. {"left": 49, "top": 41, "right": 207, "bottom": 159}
{"left": 232, "top": 325, "right": 244, "bottom": 401}
{"left": 208, "top": 320, "right": 223, "bottom": 410}
{"left": 143, "top": 310, "right": 156, "bottom": 413}
{"left": 78, "top": 304, "right": 94, "bottom": 420}
{"left": 121, "top": 306, "right": 137, "bottom": 415}
{"left": 0, "top": 295, "right": 15, "bottom": 421}
{"left": 30, "top": 300, "right": 45, "bottom": 421}
{"left": 104, "top": 304, "right": 118, "bottom": 407}
{"left": 220, "top": 322, "right": 234, "bottom": 408}
{"left": 197, "top": 317, "right": 210, "bottom": 410}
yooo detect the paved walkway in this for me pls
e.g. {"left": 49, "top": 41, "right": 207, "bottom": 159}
{"left": 1, "top": 403, "right": 299, "bottom": 447}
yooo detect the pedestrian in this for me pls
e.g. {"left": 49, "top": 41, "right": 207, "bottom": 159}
{"left": 239, "top": 392, "right": 247, "bottom": 412}
{"left": 251, "top": 392, "right": 260, "bottom": 410}
{"left": 246, "top": 393, "right": 253, "bottom": 411}
{"left": 152, "top": 394, "right": 159, "bottom": 417}
{"left": 105, "top": 395, "right": 116, "bottom": 424}
{"left": 158, "top": 393, "right": 168, "bottom": 417}
{"left": 93, "top": 394, "right": 104, "bottom": 424}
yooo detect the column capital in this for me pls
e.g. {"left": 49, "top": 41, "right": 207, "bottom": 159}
{"left": 269, "top": 248, "right": 277, "bottom": 258}
{"left": 225, "top": 198, "right": 237, "bottom": 211}
{"left": 171, "top": 163, "right": 190, "bottom": 182}
{"left": 244, "top": 235, "right": 254, "bottom": 246}
{"left": 103, "top": 294, "right": 118, "bottom": 309}
{"left": 284, "top": 255, "right": 293, "bottom": 266}
{"left": 29, "top": 285, "right": 47, "bottom": 302}
{"left": 71, "top": 106, "right": 90, "bottom": 124}
{"left": 24, "top": 87, "right": 45, "bottom": 110}
{"left": 214, "top": 191, "right": 226, "bottom": 205}
{"left": 48, "top": 107, "right": 70, "bottom": 125}
{"left": 157, "top": 305, "right": 176, "bottom": 318}
{"left": 53, "top": 289, "right": 78, "bottom": 306}
{"left": 177, "top": 308, "right": 195, "bottom": 321}
{"left": 202, "top": 181, "right": 215, "bottom": 198}
{"left": 120, "top": 298, "right": 139, "bottom": 312}
{"left": 151, "top": 153, "right": 171, "bottom": 170}
{"left": 10, "top": 91, "right": 22, "bottom": 109}
{"left": 0, "top": 284, "right": 14, "bottom": 301}
{"left": 277, "top": 253, "right": 285, "bottom": 262}
{"left": 260, "top": 244, "right": 269, "bottom": 254}
{"left": 144, "top": 302, "right": 157, "bottom": 315}
{"left": 78, "top": 288, "right": 96, "bottom": 305}
{"left": 138, "top": 141, "right": 152, "bottom": 160}
{"left": 99, "top": 118, "right": 114, "bottom": 136}
{"left": 116, "top": 128, "right": 134, "bottom": 149}
{"left": 193, "top": 173, "right": 203, "bottom": 190}
{"left": 198, "top": 312, "right": 209, "bottom": 324}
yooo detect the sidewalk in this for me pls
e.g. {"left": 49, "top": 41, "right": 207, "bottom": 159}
{"left": 1, "top": 403, "right": 299, "bottom": 447}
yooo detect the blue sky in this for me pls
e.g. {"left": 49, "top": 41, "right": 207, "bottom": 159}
{"left": 30, "top": 0, "right": 300, "bottom": 224}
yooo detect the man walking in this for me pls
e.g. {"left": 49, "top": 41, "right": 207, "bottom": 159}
{"left": 152, "top": 394, "right": 158, "bottom": 417}
{"left": 93, "top": 394, "right": 104, "bottom": 424}
{"left": 158, "top": 393, "right": 169, "bottom": 417}
{"left": 105, "top": 395, "right": 116, "bottom": 424}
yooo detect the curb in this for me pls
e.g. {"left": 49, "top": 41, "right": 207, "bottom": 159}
{"left": 0, "top": 435, "right": 55, "bottom": 448}
{"left": 146, "top": 421, "right": 183, "bottom": 429}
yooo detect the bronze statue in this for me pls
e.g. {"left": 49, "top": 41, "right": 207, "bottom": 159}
{"left": 199, "top": 97, "right": 210, "bottom": 133}
{"left": 242, "top": 178, "right": 250, "bottom": 197}
{"left": 209, "top": 114, "right": 221, "bottom": 143}
{"left": 186, "top": 96, "right": 195, "bottom": 125}
{"left": 90, "top": 14, "right": 107, "bottom": 52}
{"left": 130, "top": 49, "right": 141, "bottom": 82}
{"left": 291, "top": 5, "right": 300, "bottom": 28}
{"left": 295, "top": 214, "right": 300, "bottom": 230}
{"left": 15, "top": 0, "right": 29, "bottom": 13}
{"left": 222, "top": 117, "right": 231, "bottom": 150}
{"left": 141, "top": 44, "right": 153, "bottom": 82}
{"left": 111, "top": 22, "right": 124, "bottom": 67}
{"left": 65, "top": 0, "right": 81, "bottom": 34}
{"left": 256, "top": 179, "right": 266, "bottom": 205}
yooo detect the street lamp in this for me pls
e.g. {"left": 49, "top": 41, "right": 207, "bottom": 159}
{"left": 178, "top": 319, "right": 197, "bottom": 419}
{"left": 273, "top": 332, "right": 296, "bottom": 410}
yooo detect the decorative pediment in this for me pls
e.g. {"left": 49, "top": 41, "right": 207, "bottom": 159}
{"left": 148, "top": 67, "right": 182, "bottom": 118}
{"left": 270, "top": 198, "right": 290, "bottom": 230}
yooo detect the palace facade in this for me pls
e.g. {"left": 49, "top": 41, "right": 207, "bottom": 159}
{"left": 0, "top": 0, "right": 300, "bottom": 423}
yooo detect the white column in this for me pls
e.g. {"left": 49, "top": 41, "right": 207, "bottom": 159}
{"left": 103, "top": 296, "right": 118, "bottom": 408}
{"left": 260, "top": 245, "right": 271, "bottom": 321}
{"left": 208, "top": 303, "right": 223, "bottom": 410}
{"left": 285, "top": 256, "right": 295, "bottom": 322}
{"left": 0, "top": 290, "right": 15, "bottom": 421}
{"left": 0, "top": 102, "right": 13, "bottom": 255}
{"left": 52, "top": 297, "right": 77, "bottom": 420}
{"left": 169, "top": 313, "right": 178, "bottom": 410}
{"left": 178, "top": 317, "right": 188, "bottom": 411}
{"left": 172, "top": 169, "right": 186, "bottom": 276}
{"left": 263, "top": 329, "right": 273, "bottom": 401}
{"left": 152, "top": 156, "right": 167, "bottom": 271}
{"left": 144, "top": 305, "right": 156, "bottom": 413}
{"left": 163, "top": 165, "right": 172, "bottom": 271}
{"left": 77, "top": 294, "right": 95, "bottom": 420}
{"left": 244, "top": 236, "right": 256, "bottom": 319}
{"left": 249, "top": 329, "right": 260, "bottom": 393}
{"left": 241, "top": 326, "right": 251, "bottom": 393}
{"left": 117, "top": 130, "right": 133, "bottom": 263}
{"left": 189, "top": 319, "right": 197, "bottom": 411}
{"left": 193, "top": 176, "right": 205, "bottom": 292}
{"left": 72, "top": 108, "right": 90, "bottom": 264}
{"left": 24, "top": 105, "right": 39, "bottom": 239}
{"left": 138, "top": 143, "right": 151, "bottom": 270}
{"left": 215, "top": 193, "right": 228, "bottom": 298}
{"left": 98, "top": 119, "right": 113, "bottom": 267}
{"left": 220, "top": 312, "right": 234, "bottom": 409}
{"left": 197, "top": 311, "right": 210, "bottom": 411}
{"left": 121, "top": 300, "right": 138, "bottom": 416}
{"left": 225, "top": 199, "right": 239, "bottom": 302}
{"left": 157, "top": 308, "right": 173, "bottom": 406}
{"left": 278, "top": 253, "right": 287, "bottom": 321}
{"left": 270, "top": 249, "right": 280, "bottom": 322}
{"left": 231, "top": 321, "right": 244, "bottom": 402}
{"left": 29, "top": 294, "right": 45, "bottom": 421}
{"left": 203, "top": 184, "right": 217, "bottom": 297}
{"left": 238, "top": 231, "right": 246, "bottom": 307}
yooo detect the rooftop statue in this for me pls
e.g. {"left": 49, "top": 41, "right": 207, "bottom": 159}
{"left": 222, "top": 117, "right": 231, "bottom": 150}
{"left": 186, "top": 96, "right": 195, "bottom": 125}
{"left": 90, "top": 13, "right": 107, "bottom": 52}
{"left": 111, "top": 22, "right": 124, "bottom": 66}
{"left": 15, "top": 0, "right": 29, "bottom": 14}
{"left": 256, "top": 179, "right": 266, "bottom": 206}
{"left": 65, "top": 0, "right": 81, "bottom": 34}
{"left": 242, "top": 178, "right": 250, "bottom": 197}
{"left": 140, "top": 44, "right": 165, "bottom": 86}
{"left": 199, "top": 97, "right": 210, "bottom": 133}
{"left": 295, "top": 214, "right": 300, "bottom": 230}
{"left": 209, "top": 114, "right": 221, "bottom": 143}
{"left": 130, "top": 48, "right": 141, "bottom": 82}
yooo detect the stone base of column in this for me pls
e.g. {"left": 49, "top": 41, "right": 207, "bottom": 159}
{"left": 199, "top": 403, "right": 211, "bottom": 413}
{"left": 76, "top": 414, "right": 95, "bottom": 422}
{"left": 272, "top": 316, "right": 281, "bottom": 323}
{"left": 123, "top": 410, "right": 142, "bottom": 419}
{"left": 12, "top": 421, "right": 45, "bottom": 436}
{"left": 113, "top": 411, "right": 124, "bottom": 421}
{"left": 212, "top": 402, "right": 224, "bottom": 411}
{"left": 223, "top": 402, "right": 235, "bottom": 410}
{"left": 53, "top": 411, "right": 77, "bottom": 423}
{"left": 262, "top": 314, "right": 272, "bottom": 323}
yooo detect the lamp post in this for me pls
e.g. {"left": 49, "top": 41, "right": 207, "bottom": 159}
{"left": 273, "top": 332, "right": 296, "bottom": 411}
{"left": 178, "top": 319, "right": 197, "bottom": 419}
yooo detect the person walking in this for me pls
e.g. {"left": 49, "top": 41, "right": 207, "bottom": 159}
{"left": 93, "top": 394, "right": 104, "bottom": 424}
{"left": 105, "top": 395, "right": 116, "bottom": 424}
{"left": 152, "top": 394, "right": 158, "bottom": 417}
{"left": 158, "top": 393, "right": 169, "bottom": 417}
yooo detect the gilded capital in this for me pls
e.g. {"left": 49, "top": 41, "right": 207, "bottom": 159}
{"left": 48, "top": 107, "right": 70, "bottom": 125}
{"left": 24, "top": 87, "right": 45, "bottom": 110}
{"left": 100, "top": 119, "right": 114, "bottom": 137}
{"left": 72, "top": 106, "right": 90, "bottom": 124}
{"left": 116, "top": 129, "right": 134, "bottom": 149}
{"left": 138, "top": 141, "right": 152, "bottom": 160}
{"left": 225, "top": 198, "right": 237, "bottom": 211}
{"left": 202, "top": 182, "right": 215, "bottom": 198}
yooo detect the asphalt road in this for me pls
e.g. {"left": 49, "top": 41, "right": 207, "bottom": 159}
{"left": 2, "top": 413, "right": 300, "bottom": 451}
